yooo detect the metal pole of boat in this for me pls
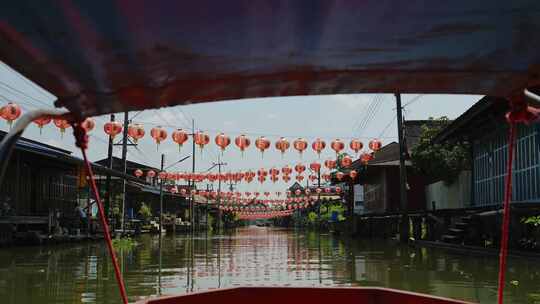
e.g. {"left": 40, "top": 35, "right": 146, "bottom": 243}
{"left": 159, "top": 154, "right": 165, "bottom": 235}
{"left": 395, "top": 93, "right": 409, "bottom": 242}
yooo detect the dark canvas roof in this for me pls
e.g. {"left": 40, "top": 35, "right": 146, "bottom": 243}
{"left": 2, "top": 1, "right": 540, "bottom": 116}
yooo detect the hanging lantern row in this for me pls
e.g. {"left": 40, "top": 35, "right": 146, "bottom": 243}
{"left": 0, "top": 103, "right": 384, "bottom": 156}
{"left": 165, "top": 185, "right": 345, "bottom": 200}
{"left": 236, "top": 210, "right": 293, "bottom": 220}
{"left": 134, "top": 167, "right": 358, "bottom": 184}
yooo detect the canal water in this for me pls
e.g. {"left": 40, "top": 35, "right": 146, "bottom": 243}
{"left": 0, "top": 227, "right": 539, "bottom": 304}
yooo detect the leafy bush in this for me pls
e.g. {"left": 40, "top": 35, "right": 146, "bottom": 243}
{"left": 138, "top": 202, "right": 152, "bottom": 219}
{"left": 410, "top": 117, "right": 470, "bottom": 183}
{"left": 522, "top": 215, "right": 540, "bottom": 227}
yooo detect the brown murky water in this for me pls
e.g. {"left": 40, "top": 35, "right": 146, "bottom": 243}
{"left": 0, "top": 227, "right": 539, "bottom": 303}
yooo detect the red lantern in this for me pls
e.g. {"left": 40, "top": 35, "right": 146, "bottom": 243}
{"left": 324, "top": 187, "right": 331, "bottom": 194}
{"left": 369, "top": 139, "right": 382, "bottom": 152}
{"left": 309, "top": 162, "right": 321, "bottom": 172}
{"left": 336, "top": 171, "right": 345, "bottom": 180}
{"left": 331, "top": 139, "right": 345, "bottom": 155}
{"left": 194, "top": 131, "right": 210, "bottom": 154}
{"left": 293, "top": 138, "right": 308, "bottom": 158}
{"left": 81, "top": 118, "right": 95, "bottom": 133}
{"left": 295, "top": 175, "right": 304, "bottom": 182}
{"left": 311, "top": 138, "right": 326, "bottom": 157}
{"left": 235, "top": 135, "right": 251, "bottom": 156}
{"left": 341, "top": 155, "right": 353, "bottom": 167}
{"left": 150, "top": 126, "right": 168, "bottom": 148}
{"left": 282, "top": 175, "right": 291, "bottom": 183}
{"left": 172, "top": 129, "right": 189, "bottom": 151}
{"left": 269, "top": 168, "right": 280, "bottom": 176}
{"left": 0, "top": 102, "right": 22, "bottom": 127}
{"left": 349, "top": 170, "right": 358, "bottom": 179}
{"left": 350, "top": 139, "right": 363, "bottom": 155}
{"left": 54, "top": 118, "right": 71, "bottom": 137}
{"left": 322, "top": 173, "right": 331, "bottom": 182}
{"left": 360, "top": 152, "right": 373, "bottom": 164}
{"left": 128, "top": 124, "right": 145, "bottom": 143}
{"left": 134, "top": 169, "right": 143, "bottom": 177}
{"left": 215, "top": 133, "right": 231, "bottom": 153}
{"left": 257, "top": 168, "right": 268, "bottom": 177}
{"left": 275, "top": 137, "right": 290, "bottom": 157}
{"left": 324, "top": 159, "right": 336, "bottom": 170}
{"left": 282, "top": 166, "right": 293, "bottom": 175}
{"left": 147, "top": 170, "right": 156, "bottom": 178}
{"left": 294, "top": 164, "right": 306, "bottom": 174}
{"left": 104, "top": 121, "right": 122, "bottom": 138}
{"left": 255, "top": 136, "right": 270, "bottom": 157}
{"left": 335, "top": 186, "right": 342, "bottom": 194}
{"left": 33, "top": 116, "right": 51, "bottom": 134}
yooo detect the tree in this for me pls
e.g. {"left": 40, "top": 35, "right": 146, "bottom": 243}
{"left": 410, "top": 117, "right": 470, "bottom": 183}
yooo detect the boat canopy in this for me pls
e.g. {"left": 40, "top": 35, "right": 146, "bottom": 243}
{"left": 1, "top": 1, "right": 540, "bottom": 116}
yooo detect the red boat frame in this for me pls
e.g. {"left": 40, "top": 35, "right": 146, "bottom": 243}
{"left": 136, "top": 287, "right": 474, "bottom": 304}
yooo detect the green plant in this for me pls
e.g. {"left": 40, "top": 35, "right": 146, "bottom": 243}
{"left": 410, "top": 117, "right": 470, "bottom": 183}
{"left": 522, "top": 215, "right": 540, "bottom": 227}
{"left": 112, "top": 237, "right": 138, "bottom": 251}
{"left": 138, "top": 202, "right": 152, "bottom": 220}
{"left": 307, "top": 212, "right": 318, "bottom": 223}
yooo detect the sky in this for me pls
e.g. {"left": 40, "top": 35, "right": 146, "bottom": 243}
{"left": 0, "top": 61, "right": 482, "bottom": 197}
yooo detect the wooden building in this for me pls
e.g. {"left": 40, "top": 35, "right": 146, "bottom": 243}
{"left": 435, "top": 97, "right": 540, "bottom": 207}
{"left": 351, "top": 120, "right": 436, "bottom": 214}
{"left": 0, "top": 130, "right": 80, "bottom": 217}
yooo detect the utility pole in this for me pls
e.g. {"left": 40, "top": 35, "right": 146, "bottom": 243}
{"left": 213, "top": 155, "right": 227, "bottom": 231}
{"left": 159, "top": 154, "right": 165, "bottom": 235}
{"left": 105, "top": 114, "right": 115, "bottom": 219}
{"left": 395, "top": 93, "right": 409, "bottom": 242}
{"left": 190, "top": 119, "right": 196, "bottom": 233}
{"left": 120, "top": 111, "right": 129, "bottom": 232}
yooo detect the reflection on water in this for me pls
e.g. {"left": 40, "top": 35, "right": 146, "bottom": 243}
{"left": 0, "top": 227, "right": 539, "bottom": 303}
